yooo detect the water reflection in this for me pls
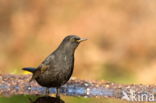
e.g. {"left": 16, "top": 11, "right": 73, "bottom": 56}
{"left": 30, "top": 96, "right": 64, "bottom": 103}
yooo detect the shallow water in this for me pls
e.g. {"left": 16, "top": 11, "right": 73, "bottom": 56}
{"left": 0, "top": 81, "right": 114, "bottom": 98}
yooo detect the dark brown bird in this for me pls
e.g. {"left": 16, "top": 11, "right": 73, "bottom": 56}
{"left": 22, "top": 35, "right": 87, "bottom": 98}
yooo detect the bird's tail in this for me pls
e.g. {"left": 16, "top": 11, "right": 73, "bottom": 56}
{"left": 22, "top": 67, "right": 36, "bottom": 82}
{"left": 22, "top": 67, "right": 36, "bottom": 73}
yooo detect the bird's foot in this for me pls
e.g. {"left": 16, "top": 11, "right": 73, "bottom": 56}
{"left": 56, "top": 87, "right": 60, "bottom": 98}
{"left": 45, "top": 88, "right": 50, "bottom": 95}
{"left": 56, "top": 94, "right": 60, "bottom": 99}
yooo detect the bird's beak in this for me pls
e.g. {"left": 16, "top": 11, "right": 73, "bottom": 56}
{"left": 77, "top": 38, "right": 87, "bottom": 43}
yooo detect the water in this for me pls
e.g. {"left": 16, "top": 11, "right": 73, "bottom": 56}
{"left": 0, "top": 81, "right": 117, "bottom": 103}
{"left": 0, "top": 82, "right": 114, "bottom": 97}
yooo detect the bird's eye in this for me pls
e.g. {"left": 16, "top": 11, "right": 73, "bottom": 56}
{"left": 70, "top": 38, "right": 77, "bottom": 42}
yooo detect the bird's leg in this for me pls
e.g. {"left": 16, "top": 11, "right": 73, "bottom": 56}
{"left": 56, "top": 87, "right": 60, "bottom": 98}
{"left": 45, "top": 88, "right": 50, "bottom": 95}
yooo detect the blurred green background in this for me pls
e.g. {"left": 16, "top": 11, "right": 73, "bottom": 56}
{"left": 1, "top": 0, "right": 156, "bottom": 84}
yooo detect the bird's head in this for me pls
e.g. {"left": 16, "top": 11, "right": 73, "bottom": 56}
{"left": 59, "top": 35, "right": 87, "bottom": 52}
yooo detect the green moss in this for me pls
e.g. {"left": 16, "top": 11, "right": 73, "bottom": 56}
{"left": 0, "top": 95, "right": 37, "bottom": 103}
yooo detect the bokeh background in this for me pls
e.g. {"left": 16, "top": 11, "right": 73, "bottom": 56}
{"left": 1, "top": 0, "right": 156, "bottom": 84}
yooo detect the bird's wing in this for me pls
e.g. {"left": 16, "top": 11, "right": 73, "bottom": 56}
{"left": 30, "top": 54, "right": 56, "bottom": 82}
{"left": 39, "top": 64, "right": 50, "bottom": 73}
{"left": 30, "top": 64, "right": 49, "bottom": 81}
{"left": 39, "top": 54, "right": 55, "bottom": 72}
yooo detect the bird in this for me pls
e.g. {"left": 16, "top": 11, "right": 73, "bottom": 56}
{"left": 22, "top": 35, "right": 87, "bottom": 98}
